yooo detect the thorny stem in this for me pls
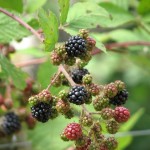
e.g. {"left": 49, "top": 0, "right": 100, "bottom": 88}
{"left": 0, "top": 8, "right": 43, "bottom": 42}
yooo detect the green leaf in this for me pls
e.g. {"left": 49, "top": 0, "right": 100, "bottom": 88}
{"left": 26, "top": 0, "right": 47, "bottom": 13}
{"left": 128, "top": 54, "right": 150, "bottom": 74}
{"left": 0, "top": 13, "right": 31, "bottom": 43}
{"left": 58, "top": 0, "right": 70, "bottom": 25}
{"left": 28, "top": 116, "right": 78, "bottom": 150}
{"left": 66, "top": 2, "right": 110, "bottom": 29}
{"left": 90, "top": 34, "right": 106, "bottom": 53}
{"left": 37, "top": 61, "right": 57, "bottom": 89}
{"left": 99, "top": 2, "right": 134, "bottom": 27}
{"left": 138, "top": 0, "right": 150, "bottom": 15}
{"left": 0, "top": 0, "right": 23, "bottom": 13}
{"left": 39, "top": 9, "right": 59, "bottom": 51}
{"left": 0, "top": 55, "right": 26, "bottom": 90}
{"left": 117, "top": 136, "right": 132, "bottom": 150}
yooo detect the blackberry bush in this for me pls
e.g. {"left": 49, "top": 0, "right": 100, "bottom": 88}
{"left": 0, "top": 2, "right": 135, "bottom": 148}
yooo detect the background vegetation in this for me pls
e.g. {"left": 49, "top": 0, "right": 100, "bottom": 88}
{"left": 0, "top": 0, "right": 150, "bottom": 150}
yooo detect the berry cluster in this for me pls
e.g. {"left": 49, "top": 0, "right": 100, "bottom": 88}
{"left": 50, "top": 29, "right": 95, "bottom": 67}
{"left": 26, "top": 29, "right": 131, "bottom": 150}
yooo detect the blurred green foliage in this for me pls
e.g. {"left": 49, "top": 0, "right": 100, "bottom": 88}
{"left": 0, "top": 0, "right": 150, "bottom": 150}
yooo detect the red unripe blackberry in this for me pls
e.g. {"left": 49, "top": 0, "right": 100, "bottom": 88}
{"left": 38, "top": 89, "right": 52, "bottom": 102}
{"left": 65, "top": 36, "right": 87, "bottom": 58}
{"left": 1, "top": 112, "right": 21, "bottom": 135}
{"left": 104, "top": 83, "right": 118, "bottom": 98}
{"left": 50, "top": 51, "right": 63, "bottom": 65}
{"left": 68, "top": 86, "right": 88, "bottom": 105}
{"left": 31, "top": 102, "right": 52, "bottom": 123}
{"left": 63, "top": 123, "right": 82, "bottom": 140}
{"left": 106, "top": 119, "right": 119, "bottom": 134}
{"left": 101, "top": 108, "right": 114, "bottom": 120}
{"left": 71, "top": 68, "right": 89, "bottom": 84}
{"left": 86, "top": 37, "right": 96, "bottom": 51}
{"left": 114, "top": 106, "right": 130, "bottom": 123}
{"left": 109, "top": 89, "right": 128, "bottom": 106}
{"left": 88, "top": 83, "right": 100, "bottom": 96}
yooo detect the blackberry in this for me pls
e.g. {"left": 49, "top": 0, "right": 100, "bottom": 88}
{"left": 68, "top": 86, "right": 88, "bottom": 105}
{"left": 109, "top": 89, "right": 128, "bottom": 106}
{"left": 65, "top": 36, "right": 87, "bottom": 57}
{"left": 71, "top": 68, "right": 89, "bottom": 84}
{"left": 2, "top": 112, "right": 21, "bottom": 135}
{"left": 31, "top": 102, "right": 52, "bottom": 123}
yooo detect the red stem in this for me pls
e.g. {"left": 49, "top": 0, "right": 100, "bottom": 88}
{"left": 59, "top": 64, "right": 76, "bottom": 86}
{"left": 15, "top": 57, "right": 47, "bottom": 67}
{"left": 0, "top": 8, "right": 43, "bottom": 42}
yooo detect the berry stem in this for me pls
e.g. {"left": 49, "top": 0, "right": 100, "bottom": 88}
{"left": 0, "top": 8, "right": 43, "bottom": 42}
{"left": 46, "top": 70, "right": 61, "bottom": 90}
{"left": 59, "top": 64, "right": 76, "bottom": 86}
{"left": 81, "top": 104, "right": 90, "bottom": 115}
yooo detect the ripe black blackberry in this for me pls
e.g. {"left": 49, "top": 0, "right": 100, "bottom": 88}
{"left": 109, "top": 89, "right": 128, "bottom": 106}
{"left": 68, "top": 86, "right": 88, "bottom": 105}
{"left": 65, "top": 36, "right": 87, "bottom": 57}
{"left": 2, "top": 112, "right": 21, "bottom": 135}
{"left": 71, "top": 68, "right": 89, "bottom": 84}
{"left": 31, "top": 102, "right": 52, "bottom": 123}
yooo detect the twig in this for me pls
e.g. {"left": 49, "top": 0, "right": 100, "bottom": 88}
{"left": 0, "top": 8, "right": 43, "bottom": 42}
{"left": 46, "top": 70, "right": 61, "bottom": 90}
{"left": 92, "top": 41, "right": 150, "bottom": 55}
{"left": 105, "top": 41, "right": 150, "bottom": 49}
{"left": 14, "top": 57, "right": 47, "bottom": 67}
{"left": 59, "top": 64, "right": 76, "bottom": 86}
{"left": 81, "top": 104, "right": 90, "bottom": 115}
